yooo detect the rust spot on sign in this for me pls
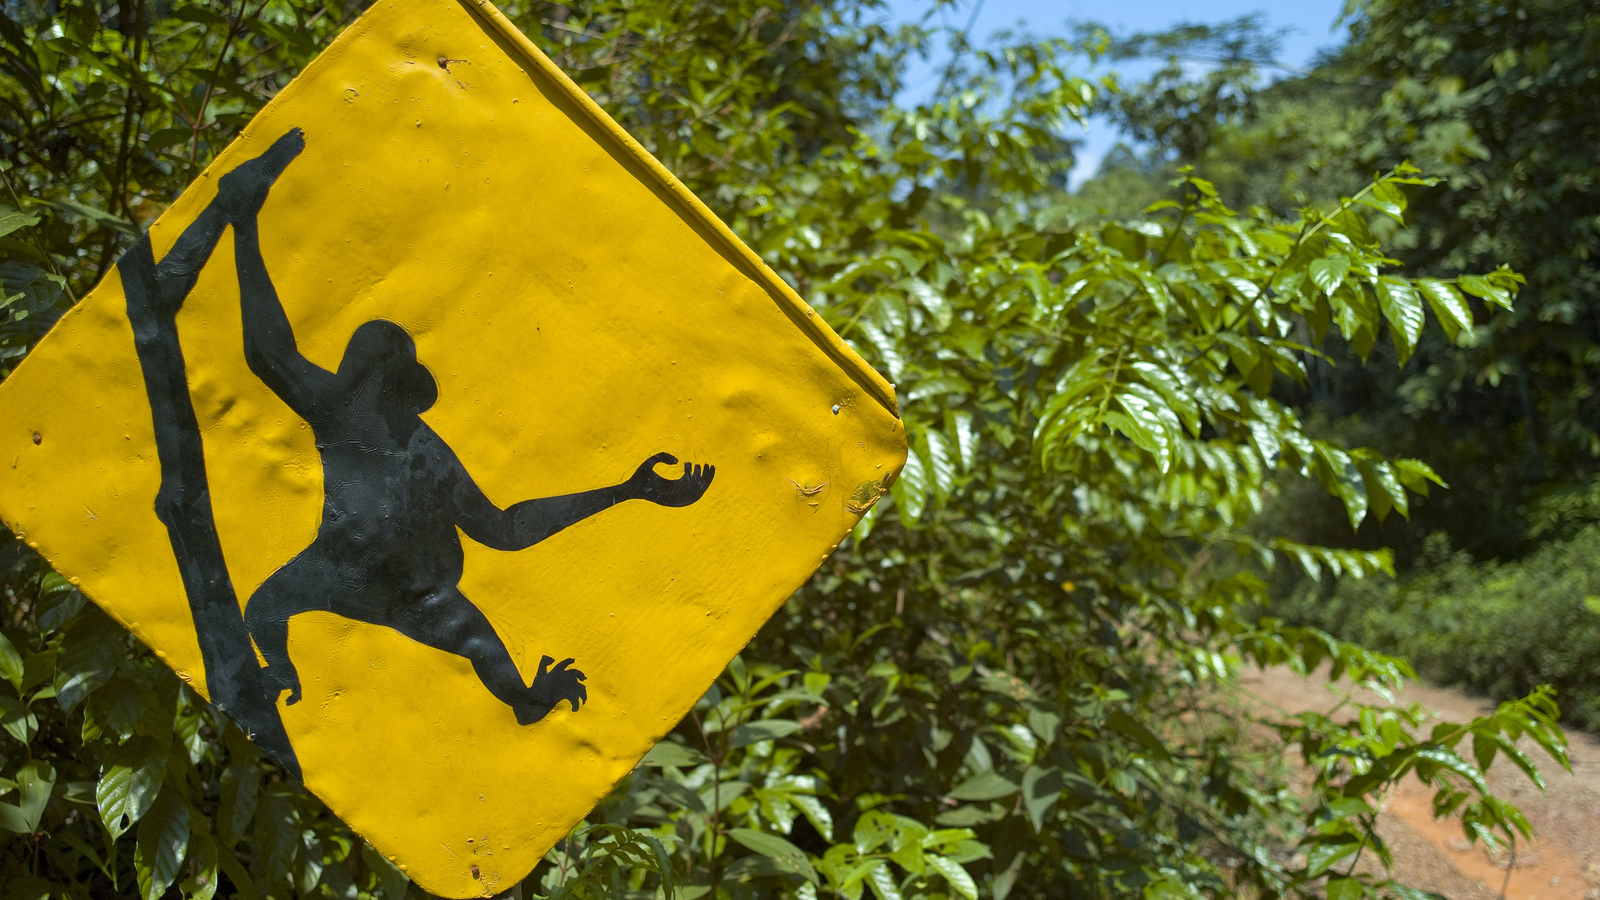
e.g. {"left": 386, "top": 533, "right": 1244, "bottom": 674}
{"left": 845, "top": 473, "right": 894, "bottom": 515}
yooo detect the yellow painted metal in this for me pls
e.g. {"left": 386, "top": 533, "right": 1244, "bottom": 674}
{"left": 0, "top": 0, "right": 905, "bottom": 894}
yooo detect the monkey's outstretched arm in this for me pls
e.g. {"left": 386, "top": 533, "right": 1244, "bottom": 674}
{"left": 461, "top": 484, "right": 632, "bottom": 551}
{"left": 456, "top": 452, "right": 714, "bottom": 551}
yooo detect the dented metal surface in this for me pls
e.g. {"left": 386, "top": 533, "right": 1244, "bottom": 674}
{"left": 0, "top": 0, "right": 905, "bottom": 894}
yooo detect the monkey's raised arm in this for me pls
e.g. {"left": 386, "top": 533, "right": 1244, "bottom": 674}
{"left": 233, "top": 216, "right": 338, "bottom": 418}
{"left": 455, "top": 452, "right": 715, "bottom": 551}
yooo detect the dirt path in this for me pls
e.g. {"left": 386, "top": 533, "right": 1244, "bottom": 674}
{"left": 1239, "top": 666, "right": 1600, "bottom": 899}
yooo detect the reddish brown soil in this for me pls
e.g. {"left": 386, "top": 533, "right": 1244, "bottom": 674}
{"left": 1238, "top": 666, "right": 1600, "bottom": 900}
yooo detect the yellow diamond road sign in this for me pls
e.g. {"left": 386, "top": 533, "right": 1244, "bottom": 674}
{"left": 0, "top": 0, "right": 905, "bottom": 894}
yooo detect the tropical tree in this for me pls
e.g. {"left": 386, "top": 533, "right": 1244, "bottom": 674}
{"left": 1086, "top": 0, "right": 1600, "bottom": 563}
{"left": 0, "top": 1, "right": 1563, "bottom": 898}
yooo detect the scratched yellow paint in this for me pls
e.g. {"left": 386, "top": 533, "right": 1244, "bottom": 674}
{"left": 0, "top": 0, "right": 904, "bottom": 894}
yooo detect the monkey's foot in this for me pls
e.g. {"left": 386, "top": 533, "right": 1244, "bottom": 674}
{"left": 215, "top": 127, "right": 306, "bottom": 222}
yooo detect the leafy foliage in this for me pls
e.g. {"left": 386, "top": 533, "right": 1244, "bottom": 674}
{"left": 1305, "top": 0, "right": 1600, "bottom": 562}
{"left": 1079, "top": 0, "right": 1600, "bottom": 734}
{"left": 1083, "top": 0, "right": 1600, "bottom": 565}
{"left": 1280, "top": 525, "right": 1600, "bottom": 733}
{"left": 0, "top": 0, "right": 1566, "bottom": 898}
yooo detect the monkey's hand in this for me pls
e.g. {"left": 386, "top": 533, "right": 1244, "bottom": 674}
{"left": 527, "top": 655, "right": 587, "bottom": 717}
{"left": 215, "top": 127, "right": 306, "bottom": 222}
{"left": 628, "top": 452, "right": 715, "bottom": 508}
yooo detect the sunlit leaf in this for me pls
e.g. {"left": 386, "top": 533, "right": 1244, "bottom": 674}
{"left": 728, "top": 828, "right": 819, "bottom": 883}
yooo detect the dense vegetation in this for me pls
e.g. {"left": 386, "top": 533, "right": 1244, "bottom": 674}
{"left": 1073, "top": 0, "right": 1600, "bottom": 731}
{"left": 0, "top": 0, "right": 1580, "bottom": 899}
{"left": 1277, "top": 527, "right": 1600, "bottom": 732}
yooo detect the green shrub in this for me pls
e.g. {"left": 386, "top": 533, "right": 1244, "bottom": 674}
{"left": 1278, "top": 529, "right": 1600, "bottom": 730}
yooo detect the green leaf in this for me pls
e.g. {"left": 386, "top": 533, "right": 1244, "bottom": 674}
{"left": 933, "top": 804, "right": 1005, "bottom": 827}
{"left": 0, "top": 694, "right": 37, "bottom": 744}
{"left": 1458, "top": 273, "right": 1512, "bottom": 310}
{"left": 1393, "top": 458, "right": 1448, "bottom": 494}
{"left": 181, "top": 829, "right": 220, "bottom": 900}
{"left": 1355, "top": 458, "right": 1408, "bottom": 521}
{"left": 854, "top": 809, "right": 897, "bottom": 853}
{"left": 1317, "top": 445, "right": 1370, "bottom": 528}
{"left": 793, "top": 794, "right": 835, "bottom": 842}
{"left": 54, "top": 608, "right": 125, "bottom": 713}
{"left": 866, "top": 860, "right": 904, "bottom": 900}
{"left": 217, "top": 845, "right": 259, "bottom": 900}
{"left": 0, "top": 631, "right": 23, "bottom": 691}
{"left": 1355, "top": 181, "right": 1406, "bottom": 222}
{"left": 728, "top": 719, "right": 804, "bottom": 748}
{"left": 727, "top": 828, "right": 818, "bottom": 883}
{"left": 857, "top": 321, "right": 903, "bottom": 381}
{"left": 3, "top": 760, "right": 54, "bottom": 833}
{"left": 135, "top": 790, "right": 190, "bottom": 900}
{"left": 1106, "top": 398, "right": 1171, "bottom": 467}
{"left": 1412, "top": 745, "right": 1488, "bottom": 792}
{"left": 0, "top": 802, "right": 28, "bottom": 834}
{"left": 906, "top": 278, "right": 952, "bottom": 330}
{"left": 99, "top": 737, "right": 167, "bottom": 840}
{"left": 890, "top": 445, "right": 929, "bottom": 523}
{"left": 921, "top": 429, "right": 956, "bottom": 501}
{"left": 1026, "top": 704, "right": 1061, "bottom": 744}
{"left": 1309, "top": 255, "right": 1350, "bottom": 296}
{"left": 1304, "top": 837, "right": 1361, "bottom": 877}
{"left": 35, "top": 197, "right": 136, "bottom": 235}
{"left": 991, "top": 852, "right": 1024, "bottom": 900}
{"left": 1108, "top": 709, "right": 1172, "bottom": 761}
{"left": 640, "top": 740, "right": 708, "bottom": 767}
{"left": 0, "top": 204, "right": 41, "bottom": 238}
{"left": 55, "top": 827, "right": 112, "bottom": 880}
{"left": 36, "top": 574, "right": 87, "bottom": 634}
{"left": 1325, "top": 875, "right": 1364, "bottom": 900}
{"left": 950, "top": 411, "right": 978, "bottom": 471}
{"left": 752, "top": 784, "right": 796, "bottom": 826}
{"left": 832, "top": 857, "right": 879, "bottom": 900}
{"left": 1107, "top": 768, "right": 1137, "bottom": 795}
{"left": 361, "top": 842, "right": 410, "bottom": 900}
{"left": 1417, "top": 278, "right": 1472, "bottom": 340}
{"left": 217, "top": 763, "right": 260, "bottom": 847}
{"left": 888, "top": 827, "right": 925, "bottom": 875}
{"left": 908, "top": 375, "right": 973, "bottom": 402}
{"left": 946, "top": 771, "right": 1018, "bottom": 802}
{"left": 254, "top": 793, "right": 299, "bottom": 889}
{"left": 1020, "top": 766, "right": 1062, "bottom": 831}
{"left": 1376, "top": 277, "right": 1423, "bottom": 365}
{"left": 924, "top": 854, "right": 977, "bottom": 900}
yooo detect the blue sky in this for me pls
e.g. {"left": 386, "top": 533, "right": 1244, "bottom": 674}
{"left": 881, "top": 0, "right": 1350, "bottom": 183}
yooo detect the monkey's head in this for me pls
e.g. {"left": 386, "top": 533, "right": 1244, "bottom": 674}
{"left": 340, "top": 319, "right": 438, "bottom": 414}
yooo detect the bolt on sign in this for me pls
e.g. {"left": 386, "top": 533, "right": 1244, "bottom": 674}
{"left": 0, "top": 0, "right": 905, "bottom": 894}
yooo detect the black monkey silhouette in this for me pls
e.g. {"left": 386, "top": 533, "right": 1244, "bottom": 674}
{"left": 214, "top": 128, "right": 714, "bottom": 725}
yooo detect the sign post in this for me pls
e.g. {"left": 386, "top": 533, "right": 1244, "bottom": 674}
{"left": 0, "top": 0, "right": 905, "bottom": 895}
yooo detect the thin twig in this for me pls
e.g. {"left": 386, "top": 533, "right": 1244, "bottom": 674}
{"left": 99, "top": 0, "right": 147, "bottom": 279}
{"left": 186, "top": 0, "right": 270, "bottom": 180}
{"left": 1498, "top": 848, "right": 1515, "bottom": 900}
{"left": 1342, "top": 810, "right": 1378, "bottom": 878}
{"left": 932, "top": 0, "right": 988, "bottom": 98}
